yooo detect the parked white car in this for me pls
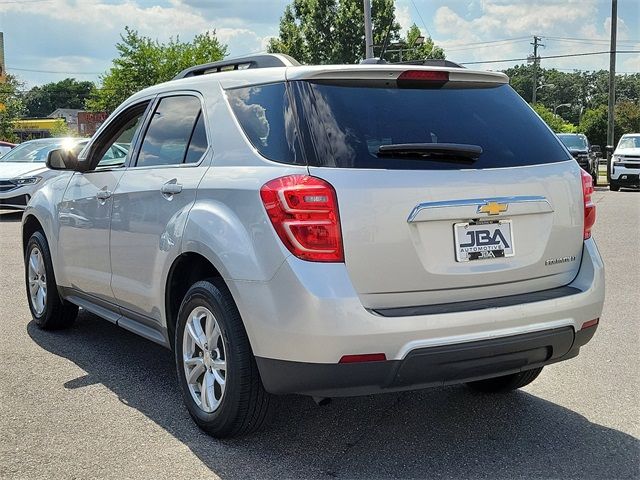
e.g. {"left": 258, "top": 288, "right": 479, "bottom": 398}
{"left": 610, "top": 134, "right": 640, "bottom": 191}
{"left": 0, "top": 138, "right": 88, "bottom": 210}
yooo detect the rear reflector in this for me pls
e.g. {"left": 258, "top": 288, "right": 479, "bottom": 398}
{"left": 260, "top": 175, "right": 344, "bottom": 262}
{"left": 581, "top": 318, "right": 599, "bottom": 330}
{"left": 397, "top": 70, "right": 449, "bottom": 88}
{"left": 581, "top": 169, "right": 596, "bottom": 240}
{"left": 339, "top": 353, "right": 387, "bottom": 363}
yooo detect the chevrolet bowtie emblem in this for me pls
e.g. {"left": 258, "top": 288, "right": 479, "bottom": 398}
{"left": 478, "top": 201, "right": 508, "bottom": 215}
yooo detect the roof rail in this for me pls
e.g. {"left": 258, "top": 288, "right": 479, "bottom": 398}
{"left": 395, "top": 59, "right": 465, "bottom": 68}
{"left": 173, "top": 53, "right": 300, "bottom": 80}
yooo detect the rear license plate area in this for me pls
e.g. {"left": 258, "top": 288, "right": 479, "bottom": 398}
{"left": 454, "top": 220, "right": 514, "bottom": 262}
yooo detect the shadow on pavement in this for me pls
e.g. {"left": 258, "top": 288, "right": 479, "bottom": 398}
{"left": 28, "top": 312, "right": 639, "bottom": 479}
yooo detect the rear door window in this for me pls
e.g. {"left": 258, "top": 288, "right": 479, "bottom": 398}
{"left": 136, "top": 95, "right": 205, "bottom": 167}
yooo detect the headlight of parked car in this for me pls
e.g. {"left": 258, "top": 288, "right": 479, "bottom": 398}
{"left": 13, "top": 176, "right": 41, "bottom": 186}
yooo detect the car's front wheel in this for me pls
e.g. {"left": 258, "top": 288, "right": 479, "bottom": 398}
{"left": 609, "top": 181, "right": 620, "bottom": 191}
{"left": 25, "top": 231, "right": 78, "bottom": 330}
{"left": 174, "top": 279, "right": 272, "bottom": 438}
{"left": 466, "top": 367, "right": 543, "bottom": 393}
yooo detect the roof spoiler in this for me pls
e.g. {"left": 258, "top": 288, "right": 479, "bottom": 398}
{"left": 395, "top": 59, "right": 465, "bottom": 68}
{"left": 173, "top": 54, "right": 300, "bottom": 80}
{"left": 361, "top": 58, "right": 465, "bottom": 69}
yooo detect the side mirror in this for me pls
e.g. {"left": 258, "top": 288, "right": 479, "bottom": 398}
{"left": 46, "top": 148, "right": 79, "bottom": 171}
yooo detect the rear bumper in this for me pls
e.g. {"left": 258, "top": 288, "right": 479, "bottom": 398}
{"left": 256, "top": 325, "right": 598, "bottom": 396}
{"left": 228, "top": 238, "right": 604, "bottom": 393}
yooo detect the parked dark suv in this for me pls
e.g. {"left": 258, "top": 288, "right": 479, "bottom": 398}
{"left": 557, "top": 133, "right": 598, "bottom": 184}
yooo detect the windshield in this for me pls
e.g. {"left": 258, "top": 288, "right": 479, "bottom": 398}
{"left": 618, "top": 136, "right": 640, "bottom": 149}
{"left": 0, "top": 139, "right": 85, "bottom": 163}
{"left": 558, "top": 135, "right": 587, "bottom": 150}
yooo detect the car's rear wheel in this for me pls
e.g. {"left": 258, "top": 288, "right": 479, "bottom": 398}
{"left": 466, "top": 367, "right": 543, "bottom": 393}
{"left": 174, "top": 278, "right": 272, "bottom": 438}
{"left": 25, "top": 231, "right": 78, "bottom": 330}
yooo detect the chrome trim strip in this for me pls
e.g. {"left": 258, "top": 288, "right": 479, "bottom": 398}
{"left": 407, "top": 195, "right": 552, "bottom": 223}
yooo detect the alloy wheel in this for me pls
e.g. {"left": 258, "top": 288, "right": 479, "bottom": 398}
{"left": 28, "top": 247, "right": 47, "bottom": 316}
{"left": 182, "top": 306, "right": 227, "bottom": 413}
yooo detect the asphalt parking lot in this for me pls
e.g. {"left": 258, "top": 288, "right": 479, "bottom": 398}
{"left": 0, "top": 188, "right": 638, "bottom": 480}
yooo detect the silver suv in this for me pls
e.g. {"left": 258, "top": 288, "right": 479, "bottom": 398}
{"left": 22, "top": 54, "right": 605, "bottom": 438}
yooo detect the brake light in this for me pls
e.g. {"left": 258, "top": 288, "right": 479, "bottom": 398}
{"left": 581, "top": 169, "right": 596, "bottom": 240}
{"left": 260, "top": 175, "right": 344, "bottom": 262}
{"left": 397, "top": 70, "right": 449, "bottom": 88}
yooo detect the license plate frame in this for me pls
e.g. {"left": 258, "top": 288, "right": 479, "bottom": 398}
{"left": 453, "top": 219, "right": 515, "bottom": 262}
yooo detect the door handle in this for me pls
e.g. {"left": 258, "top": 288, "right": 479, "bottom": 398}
{"left": 96, "top": 189, "right": 112, "bottom": 200}
{"left": 161, "top": 181, "right": 183, "bottom": 195}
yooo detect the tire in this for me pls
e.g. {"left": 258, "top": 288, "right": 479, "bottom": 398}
{"left": 609, "top": 181, "right": 620, "bottom": 191}
{"left": 466, "top": 367, "right": 543, "bottom": 393}
{"left": 25, "top": 231, "right": 78, "bottom": 330}
{"left": 174, "top": 278, "right": 272, "bottom": 438}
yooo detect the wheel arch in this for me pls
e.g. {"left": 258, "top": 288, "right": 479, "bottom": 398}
{"left": 164, "top": 251, "right": 224, "bottom": 347}
{"left": 22, "top": 214, "right": 44, "bottom": 255}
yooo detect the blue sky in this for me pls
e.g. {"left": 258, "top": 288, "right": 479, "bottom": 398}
{"left": 1, "top": 0, "right": 638, "bottom": 89}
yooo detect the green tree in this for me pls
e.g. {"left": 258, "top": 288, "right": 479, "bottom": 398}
{"left": 579, "top": 101, "right": 640, "bottom": 147}
{"left": 0, "top": 75, "right": 26, "bottom": 143}
{"left": 86, "top": 27, "right": 227, "bottom": 113}
{"left": 616, "top": 100, "right": 640, "bottom": 134}
{"left": 578, "top": 105, "right": 609, "bottom": 147}
{"left": 23, "top": 78, "right": 94, "bottom": 118}
{"left": 532, "top": 103, "right": 577, "bottom": 133}
{"left": 398, "top": 24, "right": 445, "bottom": 62}
{"left": 268, "top": 0, "right": 443, "bottom": 64}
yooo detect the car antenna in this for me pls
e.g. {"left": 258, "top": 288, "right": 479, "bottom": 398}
{"left": 378, "top": 14, "right": 395, "bottom": 63}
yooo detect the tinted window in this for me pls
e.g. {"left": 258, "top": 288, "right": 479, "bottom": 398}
{"left": 292, "top": 82, "right": 572, "bottom": 170}
{"left": 226, "top": 83, "right": 303, "bottom": 165}
{"left": 558, "top": 134, "right": 587, "bottom": 150}
{"left": 137, "top": 96, "right": 202, "bottom": 167}
{"left": 94, "top": 103, "right": 148, "bottom": 168}
{"left": 184, "top": 112, "right": 208, "bottom": 164}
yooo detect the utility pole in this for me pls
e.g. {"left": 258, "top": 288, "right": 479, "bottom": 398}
{"left": 363, "top": 0, "right": 374, "bottom": 59}
{"left": 606, "top": 0, "right": 618, "bottom": 183}
{"left": 531, "top": 36, "right": 544, "bottom": 104}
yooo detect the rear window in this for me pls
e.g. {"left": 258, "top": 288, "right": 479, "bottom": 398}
{"left": 227, "top": 81, "right": 571, "bottom": 170}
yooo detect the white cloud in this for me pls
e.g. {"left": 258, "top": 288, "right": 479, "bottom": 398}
{"left": 394, "top": 2, "right": 413, "bottom": 36}
{"left": 431, "top": 0, "right": 638, "bottom": 72}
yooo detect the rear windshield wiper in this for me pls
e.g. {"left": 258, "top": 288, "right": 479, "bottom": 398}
{"left": 377, "top": 143, "right": 483, "bottom": 163}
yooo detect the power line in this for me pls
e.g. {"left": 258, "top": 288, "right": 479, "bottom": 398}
{"left": 460, "top": 50, "right": 640, "bottom": 65}
{"left": 409, "top": 0, "right": 431, "bottom": 38}
{"left": 546, "top": 36, "right": 639, "bottom": 44}
{"left": 445, "top": 38, "right": 530, "bottom": 52}
{"left": 8, "top": 67, "right": 102, "bottom": 75}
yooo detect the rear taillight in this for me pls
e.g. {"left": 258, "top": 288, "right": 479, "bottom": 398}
{"left": 260, "top": 175, "right": 344, "bottom": 262}
{"left": 581, "top": 169, "right": 596, "bottom": 240}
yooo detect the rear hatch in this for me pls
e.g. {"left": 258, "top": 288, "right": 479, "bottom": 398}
{"left": 288, "top": 67, "right": 584, "bottom": 308}
{"left": 224, "top": 66, "right": 585, "bottom": 309}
